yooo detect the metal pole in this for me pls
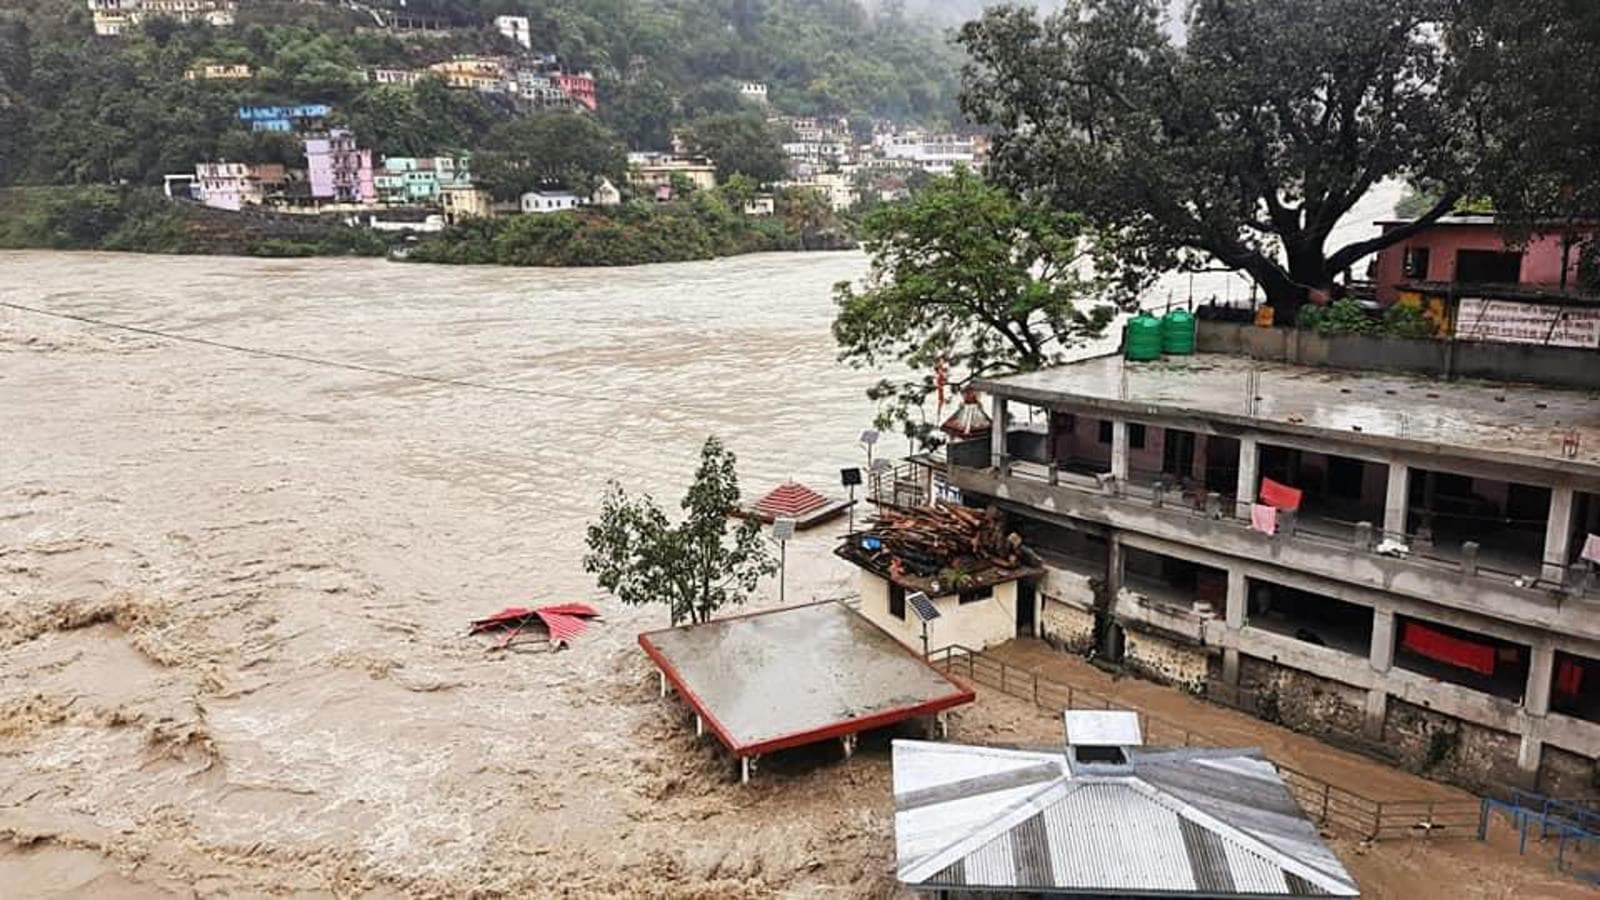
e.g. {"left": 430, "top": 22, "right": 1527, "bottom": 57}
{"left": 847, "top": 485, "right": 855, "bottom": 535}
{"left": 779, "top": 539, "right": 787, "bottom": 605}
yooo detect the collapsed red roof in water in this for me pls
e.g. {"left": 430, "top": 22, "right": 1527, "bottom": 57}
{"left": 753, "top": 482, "right": 831, "bottom": 519}
{"left": 471, "top": 603, "right": 600, "bottom": 648}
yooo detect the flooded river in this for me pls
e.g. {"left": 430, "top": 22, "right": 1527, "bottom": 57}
{"left": 3, "top": 250, "right": 921, "bottom": 897}
{"left": 0, "top": 183, "right": 1467, "bottom": 899}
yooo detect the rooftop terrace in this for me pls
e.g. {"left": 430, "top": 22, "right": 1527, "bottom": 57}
{"left": 977, "top": 353, "right": 1600, "bottom": 477}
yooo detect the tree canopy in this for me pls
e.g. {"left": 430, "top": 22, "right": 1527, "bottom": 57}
{"left": 583, "top": 436, "right": 776, "bottom": 626}
{"left": 473, "top": 113, "right": 626, "bottom": 199}
{"left": 683, "top": 112, "right": 789, "bottom": 184}
{"left": 833, "top": 168, "right": 1121, "bottom": 446}
{"left": 959, "top": 0, "right": 1464, "bottom": 315}
{"left": 1448, "top": 0, "right": 1600, "bottom": 288}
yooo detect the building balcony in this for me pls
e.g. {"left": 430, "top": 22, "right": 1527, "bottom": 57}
{"left": 944, "top": 453, "right": 1600, "bottom": 643}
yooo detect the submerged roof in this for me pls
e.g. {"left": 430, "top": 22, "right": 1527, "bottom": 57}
{"left": 753, "top": 482, "right": 831, "bottom": 518}
{"left": 639, "top": 602, "right": 973, "bottom": 758}
{"left": 893, "top": 740, "right": 1359, "bottom": 898}
{"left": 975, "top": 352, "right": 1600, "bottom": 475}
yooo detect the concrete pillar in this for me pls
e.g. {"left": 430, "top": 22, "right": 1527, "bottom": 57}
{"left": 1110, "top": 419, "right": 1130, "bottom": 483}
{"left": 1517, "top": 641, "right": 1552, "bottom": 783}
{"left": 1369, "top": 609, "right": 1396, "bottom": 674}
{"left": 1101, "top": 537, "right": 1126, "bottom": 661}
{"left": 1543, "top": 486, "right": 1576, "bottom": 585}
{"left": 1363, "top": 610, "right": 1398, "bottom": 739}
{"left": 1222, "top": 649, "right": 1241, "bottom": 686}
{"left": 1525, "top": 642, "right": 1554, "bottom": 717}
{"left": 1363, "top": 689, "right": 1388, "bottom": 740}
{"left": 1235, "top": 437, "right": 1259, "bottom": 519}
{"left": 1192, "top": 434, "right": 1210, "bottom": 483}
{"left": 1224, "top": 569, "right": 1246, "bottom": 631}
{"left": 1383, "top": 461, "right": 1409, "bottom": 540}
{"left": 991, "top": 396, "right": 1009, "bottom": 469}
{"left": 740, "top": 755, "right": 751, "bottom": 785}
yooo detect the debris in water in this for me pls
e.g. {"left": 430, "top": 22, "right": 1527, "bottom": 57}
{"left": 469, "top": 603, "right": 600, "bottom": 651}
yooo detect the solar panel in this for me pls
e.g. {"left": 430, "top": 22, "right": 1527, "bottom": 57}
{"left": 906, "top": 590, "right": 940, "bottom": 622}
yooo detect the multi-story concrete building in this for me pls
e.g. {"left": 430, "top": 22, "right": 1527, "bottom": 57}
{"left": 305, "top": 130, "right": 375, "bottom": 205}
{"left": 185, "top": 62, "right": 252, "bottom": 81}
{"left": 373, "top": 156, "right": 471, "bottom": 206}
{"left": 928, "top": 349, "right": 1600, "bottom": 797}
{"left": 193, "top": 161, "right": 286, "bottom": 210}
{"left": 429, "top": 56, "right": 506, "bottom": 92}
{"left": 555, "top": 71, "right": 597, "bottom": 112}
{"left": 367, "top": 68, "right": 426, "bottom": 87}
{"left": 627, "top": 153, "right": 718, "bottom": 195}
{"left": 739, "top": 82, "right": 769, "bottom": 105}
{"left": 778, "top": 171, "right": 858, "bottom": 212}
{"left": 238, "top": 105, "right": 330, "bottom": 134}
{"left": 88, "top": 0, "right": 235, "bottom": 36}
{"left": 876, "top": 130, "right": 982, "bottom": 175}
{"left": 494, "top": 15, "right": 532, "bottom": 49}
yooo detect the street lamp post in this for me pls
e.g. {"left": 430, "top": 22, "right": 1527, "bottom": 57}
{"left": 772, "top": 517, "right": 796, "bottom": 605}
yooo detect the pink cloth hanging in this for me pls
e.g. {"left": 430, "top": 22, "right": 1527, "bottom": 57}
{"left": 1582, "top": 533, "right": 1600, "bottom": 564}
{"left": 1251, "top": 503, "right": 1278, "bottom": 535}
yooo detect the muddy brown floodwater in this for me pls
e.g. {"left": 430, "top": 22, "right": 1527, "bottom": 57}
{"left": 0, "top": 248, "right": 1587, "bottom": 899}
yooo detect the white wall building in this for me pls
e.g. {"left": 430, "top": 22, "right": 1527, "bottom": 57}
{"left": 494, "top": 15, "right": 532, "bottom": 49}
{"left": 520, "top": 191, "right": 579, "bottom": 215}
{"left": 739, "top": 82, "right": 769, "bottom": 104}
{"left": 854, "top": 569, "right": 1026, "bottom": 656}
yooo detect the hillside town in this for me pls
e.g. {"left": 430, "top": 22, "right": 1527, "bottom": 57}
{"left": 3, "top": 1, "right": 1600, "bottom": 898}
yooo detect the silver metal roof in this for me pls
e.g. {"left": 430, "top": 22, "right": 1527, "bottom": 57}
{"left": 1064, "top": 709, "right": 1143, "bottom": 747}
{"left": 892, "top": 739, "right": 1359, "bottom": 897}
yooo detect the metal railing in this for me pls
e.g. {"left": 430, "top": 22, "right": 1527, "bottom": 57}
{"left": 1480, "top": 790, "right": 1600, "bottom": 885}
{"left": 928, "top": 643, "right": 1481, "bottom": 841}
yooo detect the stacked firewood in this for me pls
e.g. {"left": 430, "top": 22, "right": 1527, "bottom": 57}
{"left": 853, "top": 503, "right": 1027, "bottom": 578}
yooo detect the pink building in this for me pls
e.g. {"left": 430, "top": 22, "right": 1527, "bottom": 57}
{"left": 556, "top": 71, "right": 597, "bottom": 111}
{"left": 305, "top": 129, "right": 376, "bottom": 204}
{"left": 1371, "top": 214, "right": 1595, "bottom": 304}
{"left": 194, "top": 161, "right": 286, "bottom": 211}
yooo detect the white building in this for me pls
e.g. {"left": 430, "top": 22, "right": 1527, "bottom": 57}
{"left": 520, "top": 191, "right": 579, "bottom": 215}
{"left": 590, "top": 178, "right": 623, "bottom": 208}
{"left": 877, "top": 130, "right": 981, "bottom": 175}
{"left": 780, "top": 171, "right": 858, "bottom": 212}
{"left": 494, "top": 15, "right": 532, "bottom": 49}
{"left": 739, "top": 82, "right": 769, "bottom": 104}
{"left": 88, "top": 0, "right": 235, "bottom": 36}
{"left": 742, "top": 195, "right": 775, "bottom": 217}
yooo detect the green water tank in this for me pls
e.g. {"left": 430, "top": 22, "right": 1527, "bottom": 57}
{"left": 1125, "top": 311, "right": 1163, "bottom": 361}
{"left": 1161, "top": 308, "right": 1197, "bottom": 355}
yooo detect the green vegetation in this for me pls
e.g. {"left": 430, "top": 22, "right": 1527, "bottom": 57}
{"left": 405, "top": 186, "right": 846, "bottom": 268}
{"left": 0, "top": 0, "right": 965, "bottom": 189}
{"left": 958, "top": 0, "right": 1600, "bottom": 317}
{"left": 832, "top": 168, "right": 1121, "bottom": 447}
{"left": 0, "top": 186, "right": 389, "bottom": 257}
{"left": 472, "top": 113, "right": 627, "bottom": 201}
{"left": 583, "top": 436, "right": 776, "bottom": 627}
{"left": 681, "top": 112, "right": 790, "bottom": 185}
{"left": 1293, "top": 298, "right": 1442, "bottom": 340}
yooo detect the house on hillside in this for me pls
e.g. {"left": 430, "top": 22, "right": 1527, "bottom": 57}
{"left": 627, "top": 153, "right": 718, "bottom": 194}
{"left": 520, "top": 191, "right": 579, "bottom": 215}
{"left": 591, "top": 178, "right": 623, "bottom": 207}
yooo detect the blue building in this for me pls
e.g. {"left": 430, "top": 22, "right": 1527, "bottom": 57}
{"left": 237, "top": 104, "right": 332, "bottom": 133}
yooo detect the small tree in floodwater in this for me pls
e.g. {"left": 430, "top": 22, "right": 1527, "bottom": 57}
{"left": 584, "top": 436, "right": 776, "bottom": 626}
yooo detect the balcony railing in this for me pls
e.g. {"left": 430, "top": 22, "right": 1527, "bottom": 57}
{"left": 952, "top": 451, "right": 1592, "bottom": 597}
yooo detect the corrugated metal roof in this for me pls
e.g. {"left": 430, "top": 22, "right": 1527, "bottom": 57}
{"left": 892, "top": 739, "right": 1358, "bottom": 897}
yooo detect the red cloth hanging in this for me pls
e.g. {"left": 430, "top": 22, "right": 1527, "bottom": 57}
{"left": 1401, "top": 622, "right": 1496, "bottom": 676}
{"left": 1259, "top": 478, "right": 1303, "bottom": 511}
{"left": 1557, "top": 660, "right": 1585, "bottom": 696}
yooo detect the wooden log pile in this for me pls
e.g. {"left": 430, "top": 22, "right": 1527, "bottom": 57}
{"left": 853, "top": 503, "right": 1026, "bottom": 578}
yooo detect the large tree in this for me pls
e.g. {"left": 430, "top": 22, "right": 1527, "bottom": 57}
{"left": 833, "top": 168, "right": 1123, "bottom": 446}
{"left": 682, "top": 112, "right": 789, "bottom": 184}
{"left": 583, "top": 437, "right": 776, "bottom": 627}
{"left": 959, "top": 0, "right": 1463, "bottom": 317}
{"left": 473, "top": 113, "right": 627, "bottom": 200}
{"left": 1449, "top": 0, "right": 1600, "bottom": 290}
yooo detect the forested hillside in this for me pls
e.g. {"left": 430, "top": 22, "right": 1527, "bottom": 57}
{"left": 0, "top": 0, "right": 967, "bottom": 188}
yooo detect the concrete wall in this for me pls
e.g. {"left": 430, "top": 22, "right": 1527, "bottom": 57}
{"left": 1039, "top": 561, "right": 1097, "bottom": 653}
{"left": 1383, "top": 699, "right": 1526, "bottom": 794}
{"left": 1123, "top": 628, "right": 1212, "bottom": 690}
{"left": 856, "top": 569, "right": 1019, "bottom": 655}
{"left": 1238, "top": 656, "right": 1369, "bottom": 746}
{"left": 1197, "top": 321, "right": 1600, "bottom": 391}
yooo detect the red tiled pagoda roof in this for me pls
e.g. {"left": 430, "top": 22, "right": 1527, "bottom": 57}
{"left": 753, "top": 482, "right": 831, "bottom": 519}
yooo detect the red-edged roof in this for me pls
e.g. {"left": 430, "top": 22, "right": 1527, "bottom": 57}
{"left": 753, "top": 482, "right": 830, "bottom": 519}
